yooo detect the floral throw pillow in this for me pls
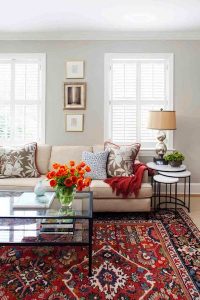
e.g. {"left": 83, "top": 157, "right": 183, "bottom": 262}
{"left": 0, "top": 142, "right": 40, "bottom": 178}
{"left": 104, "top": 141, "right": 141, "bottom": 177}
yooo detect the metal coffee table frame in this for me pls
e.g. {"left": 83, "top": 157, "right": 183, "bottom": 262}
{"left": 0, "top": 190, "right": 93, "bottom": 277}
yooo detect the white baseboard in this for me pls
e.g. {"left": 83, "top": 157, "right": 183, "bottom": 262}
{"left": 159, "top": 183, "right": 200, "bottom": 195}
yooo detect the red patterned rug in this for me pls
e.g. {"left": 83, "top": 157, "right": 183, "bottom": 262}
{"left": 0, "top": 209, "right": 199, "bottom": 300}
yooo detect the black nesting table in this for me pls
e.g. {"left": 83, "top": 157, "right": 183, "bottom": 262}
{"left": 147, "top": 162, "right": 191, "bottom": 212}
{"left": 0, "top": 190, "right": 93, "bottom": 276}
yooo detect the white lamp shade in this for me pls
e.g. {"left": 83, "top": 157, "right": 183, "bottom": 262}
{"left": 148, "top": 110, "right": 176, "bottom": 130}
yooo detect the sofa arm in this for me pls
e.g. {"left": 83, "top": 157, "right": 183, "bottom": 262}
{"left": 135, "top": 160, "right": 149, "bottom": 183}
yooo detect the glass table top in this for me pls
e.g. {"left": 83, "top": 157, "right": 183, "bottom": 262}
{"left": 0, "top": 191, "right": 92, "bottom": 244}
{"left": 0, "top": 191, "right": 93, "bottom": 219}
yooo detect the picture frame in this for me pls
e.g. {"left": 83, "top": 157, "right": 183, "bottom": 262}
{"left": 65, "top": 114, "right": 84, "bottom": 132}
{"left": 64, "top": 82, "right": 86, "bottom": 110}
{"left": 66, "top": 61, "right": 84, "bottom": 79}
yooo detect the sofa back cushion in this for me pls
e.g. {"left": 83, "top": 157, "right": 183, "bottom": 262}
{"left": 36, "top": 144, "right": 52, "bottom": 175}
{"left": 49, "top": 146, "right": 93, "bottom": 170}
{"left": 92, "top": 145, "right": 104, "bottom": 153}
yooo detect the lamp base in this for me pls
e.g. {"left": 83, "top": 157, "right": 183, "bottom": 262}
{"left": 153, "top": 156, "right": 168, "bottom": 165}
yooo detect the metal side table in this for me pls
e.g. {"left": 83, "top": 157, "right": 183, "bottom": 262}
{"left": 158, "top": 170, "right": 191, "bottom": 212}
{"left": 147, "top": 162, "right": 191, "bottom": 212}
{"left": 153, "top": 174, "right": 179, "bottom": 212}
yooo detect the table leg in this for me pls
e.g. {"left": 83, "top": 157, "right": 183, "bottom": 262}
{"left": 170, "top": 184, "right": 172, "bottom": 203}
{"left": 88, "top": 218, "right": 93, "bottom": 277}
{"left": 151, "top": 176, "right": 153, "bottom": 208}
{"left": 184, "top": 177, "right": 186, "bottom": 206}
{"left": 188, "top": 176, "right": 191, "bottom": 213}
{"left": 158, "top": 183, "right": 161, "bottom": 209}
{"left": 154, "top": 179, "right": 156, "bottom": 210}
{"left": 175, "top": 182, "right": 177, "bottom": 215}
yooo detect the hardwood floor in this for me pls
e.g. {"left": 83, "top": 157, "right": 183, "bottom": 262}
{"left": 186, "top": 197, "right": 200, "bottom": 229}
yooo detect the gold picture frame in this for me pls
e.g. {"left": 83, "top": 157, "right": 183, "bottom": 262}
{"left": 64, "top": 82, "right": 86, "bottom": 110}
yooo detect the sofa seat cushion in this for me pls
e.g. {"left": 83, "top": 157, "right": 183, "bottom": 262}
{"left": 0, "top": 176, "right": 51, "bottom": 191}
{"left": 90, "top": 180, "right": 152, "bottom": 199}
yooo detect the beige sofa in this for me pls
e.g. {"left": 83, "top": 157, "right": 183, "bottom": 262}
{"left": 0, "top": 145, "right": 152, "bottom": 212}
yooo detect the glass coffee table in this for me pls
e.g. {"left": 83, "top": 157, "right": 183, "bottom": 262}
{"left": 0, "top": 190, "right": 93, "bottom": 276}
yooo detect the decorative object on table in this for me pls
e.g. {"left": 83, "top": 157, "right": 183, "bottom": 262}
{"left": 65, "top": 114, "right": 84, "bottom": 132}
{"left": 46, "top": 161, "right": 91, "bottom": 210}
{"left": 34, "top": 180, "right": 46, "bottom": 196}
{"left": 82, "top": 150, "right": 109, "bottom": 180}
{"left": 0, "top": 142, "right": 40, "bottom": 178}
{"left": 164, "top": 151, "right": 185, "bottom": 167}
{"left": 147, "top": 109, "right": 176, "bottom": 165}
{"left": 64, "top": 82, "right": 86, "bottom": 109}
{"left": 39, "top": 218, "right": 74, "bottom": 235}
{"left": 104, "top": 141, "right": 141, "bottom": 177}
{"left": 13, "top": 192, "right": 55, "bottom": 209}
{"left": 66, "top": 61, "right": 84, "bottom": 79}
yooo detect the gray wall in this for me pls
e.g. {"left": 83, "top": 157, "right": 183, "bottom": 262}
{"left": 0, "top": 40, "right": 199, "bottom": 182}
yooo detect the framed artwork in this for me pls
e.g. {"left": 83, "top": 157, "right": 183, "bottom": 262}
{"left": 64, "top": 82, "right": 86, "bottom": 110}
{"left": 66, "top": 61, "right": 84, "bottom": 79}
{"left": 65, "top": 114, "right": 84, "bottom": 132}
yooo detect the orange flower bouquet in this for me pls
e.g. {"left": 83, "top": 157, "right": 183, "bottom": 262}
{"left": 46, "top": 161, "right": 91, "bottom": 208}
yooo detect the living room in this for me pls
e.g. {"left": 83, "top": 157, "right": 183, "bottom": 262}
{"left": 0, "top": 0, "right": 199, "bottom": 299}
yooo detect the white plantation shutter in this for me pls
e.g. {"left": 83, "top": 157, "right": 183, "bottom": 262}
{"left": 0, "top": 54, "right": 45, "bottom": 144}
{"left": 106, "top": 54, "right": 173, "bottom": 148}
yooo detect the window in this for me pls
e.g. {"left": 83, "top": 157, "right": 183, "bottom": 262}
{"left": 0, "top": 53, "right": 46, "bottom": 145}
{"left": 104, "top": 53, "right": 174, "bottom": 149}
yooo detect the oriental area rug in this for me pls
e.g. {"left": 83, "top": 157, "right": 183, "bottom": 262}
{"left": 0, "top": 209, "right": 199, "bottom": 300}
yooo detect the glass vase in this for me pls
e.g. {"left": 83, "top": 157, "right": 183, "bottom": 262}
{"left": 57, "top": 187, "right": 76, "bottom": 211}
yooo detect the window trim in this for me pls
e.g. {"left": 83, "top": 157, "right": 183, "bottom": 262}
{"left": 0, "top": 53, "right": 46, "bottom": 144}
{"left": 104, "top": 53, "right": 174, "bottom": 152}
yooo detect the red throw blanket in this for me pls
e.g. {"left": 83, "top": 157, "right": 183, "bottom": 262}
{"left": 104, "top": 163, "right": 154, "bottom": 198}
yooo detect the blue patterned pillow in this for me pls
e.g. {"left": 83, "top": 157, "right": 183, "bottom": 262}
{"left": 82, "top": 151, "right": 108, "bottom": 180}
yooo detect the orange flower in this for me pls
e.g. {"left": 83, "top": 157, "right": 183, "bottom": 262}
{"left": 85, "top": 166, "right": 91, "bottom": 172}
{"left": 71, "top": 176, "right": 77, "bottom": 184}
{"left": 64, "top": 178, "right": 73, "bottom": 187}
{"left": 70, "top": 168, "right": 76, "bottom": 175}
{"left": 76, "top": 165, "right": 82, "bottom": 171}
{"left": 56, "top": 170, "right": 65, "bottom": 177}
{"left": 78, "top": 170, "right": 85, "bottom": 176}
{"left": 50, "top": 179, "right": 57, "bottom": 187}
{"left": 80, "top": 161, "right": 86, "bottom": 168}
{"left": 84, "top": 178, "right": 91, "bottom": 187}
{"left": 52, "top": 163, "right": 60, "bottom": 170}
{"left": 77, "top": 186, "right": 83, "bottom": 191}
{"left": 46, "top": 171, "right": 56, "bottom": 179}
{"left": 70, "top": 160, "right": 75, "bottom": 167}
{"left": 77, "top": 178, "right": 83, "bottom": 187}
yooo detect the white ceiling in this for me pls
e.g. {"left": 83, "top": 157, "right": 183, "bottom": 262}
{"left": 1, "top": 0, "right": 200, "bottom": 39}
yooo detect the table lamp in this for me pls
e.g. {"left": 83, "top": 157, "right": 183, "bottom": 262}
{"left": 147, "top": 108, "right": 176, "bottom": 165}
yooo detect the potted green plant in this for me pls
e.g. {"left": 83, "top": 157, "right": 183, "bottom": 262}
{"left": 164, "top": 151, "right": 185, "bottom": 167}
